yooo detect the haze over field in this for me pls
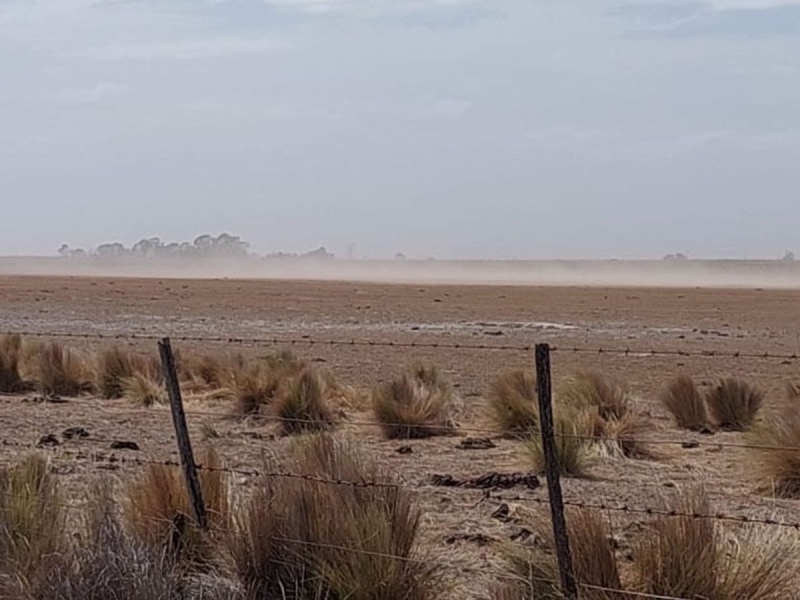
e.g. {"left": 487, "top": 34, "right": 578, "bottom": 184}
{"left": 1, "top": 0, "right": 799, "bottom": 261}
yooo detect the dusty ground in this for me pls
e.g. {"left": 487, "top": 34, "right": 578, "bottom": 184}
{"left": 2, "top": 275, "right": 800, "bottom": 598}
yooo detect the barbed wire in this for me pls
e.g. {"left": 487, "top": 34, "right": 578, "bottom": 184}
{"left": 2, "top": 329, "right": 799, "bottom": 360}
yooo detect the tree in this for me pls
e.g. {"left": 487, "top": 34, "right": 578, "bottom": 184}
{"left": 95, "top": 243, "right": 127, "bottom": 257}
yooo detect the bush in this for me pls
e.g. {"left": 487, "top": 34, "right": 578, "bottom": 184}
{"left": 526, "top": 409, "right": 591, "bottom": 478}
{"left": 488, "top": 370, "right": 539, "bottom": 437}
{"left": 372, "top": 365, "right": 454, "bottom": 439}
{"left": 96, "top": 346, "right": 144, "bottom": 399}
{"left": 36, "top": 341, "right": 90, "bottom": 397}
{"left": 660, "top": 375, "right": 709, "bottom": 431}
{"left": 124, "top": 448, "right": 230, "bottom": 567}
{"left": 0, "top": 334, "right": 24, "bottom": 393}
{"left": 633, "top": 488, "right": 798, "bottom": 599}
{"left": 227, "top": 435, "right": 436, "bottom": 600}
{"left": 275, "top": 368, "right": 336, "bottom": 436}
{"left": 706, "top": 378, "right": 763, "bottom": 431}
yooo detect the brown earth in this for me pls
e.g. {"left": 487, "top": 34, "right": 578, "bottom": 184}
{"left": 2, "top": 275, "right": 800, "bottom": 598}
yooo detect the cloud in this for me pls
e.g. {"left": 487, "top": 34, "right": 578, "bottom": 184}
{"left": 76, "top": 37, "right": 290, "bottom": 60}
{"left": 262, "top": 0, "right": 486, "bottom": 16}
{"left": 56, "top": 81, "right": 129, "bottom": 103}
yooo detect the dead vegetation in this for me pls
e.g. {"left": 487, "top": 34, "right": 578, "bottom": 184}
{"left": 276, "top": 367, "right": 336, "bottom": 435}
{"left": 750, "top": 387, "right": 800, "bottom": 497}
{"left": 661, "top": 375, "right": 710, "bottom": 431}
{"left": 96, "top": 346, "right": 147, "bottom": 399}
{"left": 35, "top": 341, "right": 91, "bottom": 397}
{"left": 0, "top": 333, "right": 25, "bottom": 393}
{"left": 122, "top": 372, "right": 167, "bottom": 406}
{"left": 488, "top": 370, "right": 539, "bottom": 437}
{"left": 372, "top": 365, "right": 455, "bottom": 439}
{"left": 526, "top": 408, "right": 592, "bottom": 478}
{"left": 706, "top": 378, "right": 764, "bottom": 431}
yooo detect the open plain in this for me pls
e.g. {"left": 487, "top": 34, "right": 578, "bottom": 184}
{"left": 2, "top": 274, "right": 800, "bottom": 598}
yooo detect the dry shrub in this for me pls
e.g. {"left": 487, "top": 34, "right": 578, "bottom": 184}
{"left": 503, "top": 508, "right": 623, "bottom": 600}
{"left": 660, "top": 375, "right": 710, "bottom": 431}
{"left": 0, "top": 454, "right": 66, "bottom": 583}
{"left": 750, "top": 403, "right": 800, "bottom": 497}
{"left": 488, "top": 370, "right": 539, "bottom": 437}
{"left": 372, "top": 365, "right": 454, "bottom": 439}
{"left": 706, "top": 378, "right": 763, "bottom": 431}
{"left": 526, "top": 409, "right": 591, "bottom": 478}
{"left": 35, "top": 341, "right": 91, "bottom": 397}
{"left": 125, "top": 448, "right": 230, "bottom": 567}
{"left": 96, "top": 346, "right": 146, "bottom": 399}
{"left": 123, "top": 372, "right": 167, "bottom": 407}
{"left": 276, "top": 368, "right": 336, "bottom": 436}
{"left": 633, "top": 488, "right": 798, "bottom": 599}
{"left": 227, "top": 434, "right": 436, "bottom": 600}
{"left": 0, "top": 333, "right": 24, "bottom": 393}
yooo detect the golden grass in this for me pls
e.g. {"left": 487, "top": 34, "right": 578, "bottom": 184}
{"left": 95, "top": 346, "right": 145, "bottom": 399}
{"left": 124, "top": 447, "right": 230, "bottom": 567}
{"left": 488, "top": 370, "right": 539, "bottom": 437}
{"left": 706, "top": 378, "right": 763, "bottom": 431}
{"left": 275, "top": 367, "right": 336, "bottom": 436}
{"left": 122, "top": 372, "right": 167, "bottom": 407}
{"left": 0, "top": 454, "right": 66, "bottom": 583}
{"left": 35, "top": 341, "right": 91, "bottom": 397}
{"left": 633, "top": 488, "right": 798, "bottom": 599}
{"left": 0, "top": 333, "right": 24, "bottom": 393}
{"left": 750, "top": 403, "right": 800, "bottom": 497}
{"left": 372, "top": 365, "right": 455, "bottom": 439}
{"left": 228, "top": 363, "right": 282, "bottom": 419}
{"left": 526, "top": 408, "right": 592, "bottom": 477}
{"left": 227, "top": 434, "right": 436, "bottom": 600}
{"left": 660, "top": 375, "right": 710, "bottom": 431}
{"left": 561, "top": 371, "right": 629, "bottom": 421}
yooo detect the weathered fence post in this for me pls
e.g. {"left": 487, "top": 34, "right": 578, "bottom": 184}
{"left": 159, "top": 337, "right": 208, "bottom": 530}
{"left": 535, "top": 343, "right": 578, "bottom": 599}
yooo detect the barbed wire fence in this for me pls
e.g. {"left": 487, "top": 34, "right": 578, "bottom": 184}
{"left": 1, "top": 328, "right": 800, "bottom": 599}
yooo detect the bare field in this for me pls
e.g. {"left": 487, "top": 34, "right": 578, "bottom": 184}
{"left": 2, "top": 275, "right": 800, "bottom": 598}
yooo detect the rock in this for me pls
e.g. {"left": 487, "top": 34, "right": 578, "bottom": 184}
{"left": 458, "top": 437, "right": 497, "bottom": 450}
{"left": 37, "top": 434, "right": 60, "bottom": 447}
{"left": 698, "top": 426, "right": 715, "bottom": 435}
{"left": 396, "top": 445, "right": 413, "bottom": 455}
{"left": 491, "top": 503, "right": 511, "bottom": 522}
{"left": 63, "top": 427, "right": 90, "bottom": 440}
{"left": 430, "top": 472, "right": 539, "bottom": 490}
{"left": 110, "top": 441, "right": 140, "bottom": 451}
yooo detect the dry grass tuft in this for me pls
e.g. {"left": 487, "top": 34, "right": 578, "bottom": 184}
{"left": 750, "top": 404, "right": 800, "bottom": 497}
{"left": 706, "top": 378, "right": 763, "bottom": 431}
{"left": 227, "top": 434, "right": 436, "bottom": 600}
{"left": 526, "top": 408, "right": 591, "bottom": 477}
{"left": 488, "top": 370, "right": 539, "bottom": 437}
{"left": 561, "top": 371, "right": 629, "bottom": 421}
{"left": 123, "top": 372, "right": 167, "bottom": 406}
{"left": 124, "top": 447, "right": 230, "bottom": 567}
{"left": 275, "top": 368, "right": 336, "bottom": 436}
{"left": 0, "top": 454, "right": 66, "bottom": 583}
{"left": 0, "top": 334, "right": 25, "bottom": 393}
{"left": 35, "top": 341, "right": 91, "bottom": 397}
{"left": 660, "top": 375, "right": 710, "bottom": 431}
{"left": 96, "top": 346, "right": 145, "bottom": 399}
{"left": 633, "top": 488, "right": 798, "bottom": 599}
{"left": 372, "top": 365, "right": 455, "bottom": 439}
{"left": 229, "top": 363, "right": 283, "bottom": 420}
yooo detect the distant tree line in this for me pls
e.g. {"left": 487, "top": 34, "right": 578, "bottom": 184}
{"left": 57, "top": 233, "right": 335, "bottom": 260}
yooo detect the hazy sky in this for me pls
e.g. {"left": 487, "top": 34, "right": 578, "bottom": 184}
{"left": 2, "top": 0, "right": 799, "bottom": 259}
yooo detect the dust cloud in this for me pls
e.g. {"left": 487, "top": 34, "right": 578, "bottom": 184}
{"left": 2, "top": 257, "right": 800, "bottom": 289}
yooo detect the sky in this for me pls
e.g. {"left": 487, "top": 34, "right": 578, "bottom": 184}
{"left": 1, "top": 0, "right": 799, "bottom": 260}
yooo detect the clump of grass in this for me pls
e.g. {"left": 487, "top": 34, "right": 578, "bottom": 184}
{"left": 526, "top": 409, "right": 591, "bottom": 477}
{"left": 561, "top": 371, "right": 629, "bottom": 421}
{"left": 36, "top": 341, "right": 91, "bottom": 397}
{"left": 96, "top": 346, "right": 144, "bottom": 399}
{"left": 488, "top": 370, "right": 539, "bottom": 437}
{"left": 372, "top": 365, "right": 455, "bottom": 439}
{"left": 229, "top": 364, "right": 282, "bottom": 420}
{"left": 633, "top": 488, "right": 798, "bottom": 599}
{"left": 0, "top": 333, "right": 24, "bottom": 393}
{"left": 124, "top": 447, "right": 230, "bottom": 567}
{"left": 601, "top": 411, "right": 654, "bottom": 459}
{"left": 750, "top": 403, "right": 800, "bottom": 497}
{"left": 706, "top": 378, "right": 763, "bottom": 431}
{"left": 227, "top": 434, "right": 437, "bottom": 600}
{"left": 0, "top": 454, "right": 66, "bottom": 583}
{"left": 122, "top": 372, "right": 167, "bottom": 407}
{"left": 275, "top": 368, "right": 336, "bottom": 436}
{"left": 502, "top": 507, "right": 623, "bottom": 600}
{"left": 660, "top": 375, "right": 710, "bottom": 431}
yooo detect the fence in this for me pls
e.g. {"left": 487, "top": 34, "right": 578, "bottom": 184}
{"left": 1, "top": 327, "right": 800, "bottom": 599}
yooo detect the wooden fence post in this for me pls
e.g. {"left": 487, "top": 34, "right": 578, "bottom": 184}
{"left": 535, "top": 343, "right": 578, "bottom": 599}
{"left": 159, "top": 337, "right": 208, "bottom": 530}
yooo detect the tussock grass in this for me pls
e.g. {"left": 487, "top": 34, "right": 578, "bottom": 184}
{"left": 561, "top": 371, "right": 629, "bottom": 421}
{"left": 124, "top": 447, "right": 230, "bottom": 567}
{"left": 660, "top": 375, "right": 710, "bottom": 431}
{"left": 526, "top": 409, "right": 591, "bottom": 478}
{"left": 488, "top": 370, "right": 539, "bottom": 437}
{"left": 229, "top": 364, "right": 282, "bottom": 419}
{"left": 0, "top": 454, "right": 66, "bottom": 583}
{"left": 633, "top": 488, "right": 798, "bottom": 599}
{"left": 275, "top": 368, "right": 336, "bottom": 436}
{"left": 0, "top": 333, "right": 24, "bottom": 393}
{"left": 123, "top": 372, "right": 167, "bottom": 407}
{"left": 372, "top": 365, "right": 455, "bottom": 439}
{"left": 96, "top": 346, "right": 145, "bottom": 399}
{"left": 750, "top": 403, "right": 800, "bottom": 497}
{"left": 706, "top": 378, "right": 763, "bottom": 431}
{"left": 228, "top": 434, "right": 436, "bottom": 600}
{"left": 35, "top": 341, "right": 91, "bottom": 397}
